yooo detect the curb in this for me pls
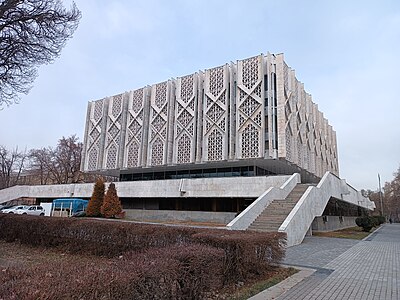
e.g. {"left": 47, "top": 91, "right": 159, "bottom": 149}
{"left": 362, "top": 224, "right": 384, "bottom": 241}
{"left": 248, "top": 266, "right": 316, "bottom": 300}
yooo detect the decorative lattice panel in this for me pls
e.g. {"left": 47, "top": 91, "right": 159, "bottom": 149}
{"left": 86, "top": 99, "right": 104, "bottom": 171}
{"left": 105, "top": 94, "right": 123, "bottom": 169}
{"left": 124, "top": 88, "right": 144, "bottom": 168}
{"left": 148, "top": 82, "right": 169, "bottom": 166}
{"left": 236, "top": 56, "right": 263, "bottom": 158}
{"left": 285, "top": 126, "right": 293, "bottom": 161}
{"left": 203, "top": 66, "right": 228, "bottom": 162}
{"left": 277, "top": 56, "right": 340, "bottom": 177}
{"left": 173, "top": 75, "right": 197, "bottom": 164}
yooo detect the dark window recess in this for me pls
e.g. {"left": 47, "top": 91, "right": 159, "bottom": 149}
{"left": 322, "top": 199, "right": 367, "bottom": 217}
{"left": 273, "top": 73, "right": 277, "bottom": 106}
{"left": 120, "top": 166, "right": 277, "bottom": 182}
{"left": 264, "top": 74, "right": 268, "bottom": 91}
{"left": 121, "top": 197, "right": 256, "bottom": 213}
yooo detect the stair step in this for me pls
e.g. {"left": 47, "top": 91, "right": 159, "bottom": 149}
{"left": 248, "top": 183, "right": 312, "bottom": 231}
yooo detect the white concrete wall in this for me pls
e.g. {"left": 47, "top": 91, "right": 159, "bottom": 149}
{"left": 0, "top": 175, "right": 291, "bottom": 204}
{"left": 279, "top": 172, "right": 375, "bottom": 246}
{"left": 125, "top": 209, "right": 236, "bottom": 224}
{"left": 227, "top": 173, "right": 301, "bottom": 230}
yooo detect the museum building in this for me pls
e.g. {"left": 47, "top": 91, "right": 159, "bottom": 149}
{"left": 81, "top": 53, "right": 339, "bottom": 183}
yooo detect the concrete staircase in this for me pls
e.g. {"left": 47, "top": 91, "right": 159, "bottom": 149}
{"left": 248, "top": 184, "right": 313, "bottom": 232}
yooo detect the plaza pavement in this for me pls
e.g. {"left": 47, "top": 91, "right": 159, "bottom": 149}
{"left": 252, "top": 224, "right": 400, "bottom": 300}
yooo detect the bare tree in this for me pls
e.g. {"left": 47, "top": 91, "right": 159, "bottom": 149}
{"left": 0, "top": 0, "right": 81, "bottom": 107}
{"left": 50, "top": 135, "right": 83, "bottom": 184}
{"left": 0, "top": 145, "right": 27, "bottom": 189}
{"left": 384, "top": 166, "right": 400, "bottom": 222}
{"left": 28, "top": 148, "right": 52, "bottom": 185}
{"left": 29, "top": 135, "right": 83, "bottom": 184}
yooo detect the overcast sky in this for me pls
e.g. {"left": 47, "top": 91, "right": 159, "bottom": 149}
{"left": 1, "top": 0, "right": 399, "bottom": 190}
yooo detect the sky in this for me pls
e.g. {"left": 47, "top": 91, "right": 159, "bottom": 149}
{"left": 1, "top": 0, "right": 399, "bottom": 190}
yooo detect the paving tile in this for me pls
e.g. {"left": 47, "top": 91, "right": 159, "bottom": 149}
{"left": 276, "top": 224, "right": 400, "bottom": 300}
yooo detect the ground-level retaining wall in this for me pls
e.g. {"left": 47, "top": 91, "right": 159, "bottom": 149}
{"left": 312, "top": 216, "right": 357, "bottom": 232}
{"left": 124, "top": 209, "right": 236, "bottom": 224}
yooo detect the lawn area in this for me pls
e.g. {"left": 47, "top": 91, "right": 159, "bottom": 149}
{"left": 313, "top": 226, "right": 376, "bottom": 240}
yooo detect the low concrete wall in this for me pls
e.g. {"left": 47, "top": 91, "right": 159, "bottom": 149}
{"left": 227, "top": 173, "right": 301, "bottom": 230}
{"left": 312, "top": 216, "right": 357, "bottom": 232}
{"left": 124, "top": 209, "right": 236, "bottom": 224}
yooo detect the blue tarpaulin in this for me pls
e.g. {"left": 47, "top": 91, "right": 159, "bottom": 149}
{"left": 52, "top": 198, "right": 88, "bottom": 214}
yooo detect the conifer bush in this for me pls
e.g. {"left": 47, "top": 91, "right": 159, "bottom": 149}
{"left": 101, "top": 182, "right": 122, "bottom": 218}
{"left": 86, "top": 177, "right": 105, "bottom": 217}
{"left": 355, "top": 216, "right": 375, "bottom": 232}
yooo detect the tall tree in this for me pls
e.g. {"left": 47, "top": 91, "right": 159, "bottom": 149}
{"left": 0, "top": 0, "right": 81, "bottom": 107}
{"left": 101, "top": 182, "right": 122, "bottom": 218}
{"left": 0, "top": 145, "right": 26, "bottom": 189}
{"left": 50, "top": 135, "right": 83, "bottom": 184}
{"left": 87, "top": 178, "right": 105, "bottom": 217}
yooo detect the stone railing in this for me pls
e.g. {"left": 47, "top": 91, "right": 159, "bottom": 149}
{"left": 279, "top": 172, "right": 374, "bottom": 246}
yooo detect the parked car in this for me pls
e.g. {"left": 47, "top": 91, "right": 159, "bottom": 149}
{"left": 0, "top": 205, "right": 9, "bottom": 211}
{"left": 16, "top": 205, "right": 45, "bottom": 216}
{"left": 1, "top": 205, "right": 30, "bottom": 214}
{"left": 0, "top": 205, "right": 16, "bottom": 211}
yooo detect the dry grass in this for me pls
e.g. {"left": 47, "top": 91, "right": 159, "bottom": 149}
{"left": 218, "top": 267, "right": 298, "bottom": 300}
{"left": 312, "top": 226, "right": 374, "bottom": 240}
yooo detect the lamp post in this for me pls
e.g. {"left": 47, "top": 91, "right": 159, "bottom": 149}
{"left": 378, "top": 173, "right": 384, "bottom": 217}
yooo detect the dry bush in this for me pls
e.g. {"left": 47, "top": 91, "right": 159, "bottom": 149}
{"left": 0, "top": 214, "right": 286, "bottom": 288}
{"left": 191, "top": 230, "right": 286, "bottom": 283}
{"left": 0, "top": 244, "right": 224, "bottom": 300}
{"left": 123, "top": 244, "right": 224, "bottom": 299}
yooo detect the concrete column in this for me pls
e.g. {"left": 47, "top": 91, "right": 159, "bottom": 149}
{"left": 141, "top": 87, "right": 151, "bottom": 167}
{"left": 166, "top": 80, "right": 175, "bottom": 165}
{"left": 81, "top": 102, "right": 92, "bottom": 171}
{"left": 98, "top": 97, "right": 110, "bottom": 169}
{"left": 118, "top": 92, "right": 130, "bottom": 169}
{"left": 196, "top": 72, "right": 204, "bottom": 163}
{"left": 229, "top": 62, "right": 236, "bottom": 160}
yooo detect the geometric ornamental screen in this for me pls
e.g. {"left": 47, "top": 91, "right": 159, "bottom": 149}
{"left": 207, "top": 129, "right": 223, "bottom": 161}
{"left": 241, "top": 124, "right": 259, "bottom": 158}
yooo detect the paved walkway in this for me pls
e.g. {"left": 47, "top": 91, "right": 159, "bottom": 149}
{"left": 275, "top": 224, "right": 400, "bottom": 299}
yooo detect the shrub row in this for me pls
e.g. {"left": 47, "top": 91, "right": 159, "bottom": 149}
{"left": 0, "top": 214, "right": 286, "bottom": 290}
{"left": 355, "top": 215, "right": 386, "bottom": 232}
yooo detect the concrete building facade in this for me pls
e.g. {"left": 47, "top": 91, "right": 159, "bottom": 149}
{"left": 81, "top": 53, "right": 338, "bottom": 181}
{"left": 0, "top": 53, "right": 375, "bottom": 246}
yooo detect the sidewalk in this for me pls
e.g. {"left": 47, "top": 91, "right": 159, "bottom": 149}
{"left": 253, "top": 224, "right": 400, "bottom": 299}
